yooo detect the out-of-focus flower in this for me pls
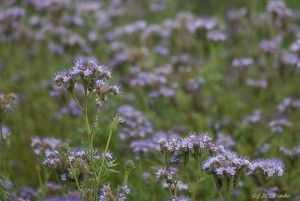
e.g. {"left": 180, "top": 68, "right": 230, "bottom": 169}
{"left": 207, "top": 30, "right": 226, "bottom": 42}
{"left": 278, "top": 97, "right": 300, "bottom": 113}
{"left": 243, "top": 109, "right": 261, "bottom": 124}
{"left": 31, "top": 136, "right": 62, "bottom": 156}
{"left": 280, "top": 145, "right": 300, "bottom": 158}
{"left": 170, "top": 196, "right": 191, "bottom": 201}
{"left": 187, "top": 17, "right": 216, "bottom": 33}
{"left": 267, "top": 0, "right": 292, "bottom": 19}
{"left": 117, "top": 105, "right": 153, "bottom": 140}
{"left": 226, "top": 8, "right": 247, "bottom": 21}
{"left": 260, "top": 36, "right": 282, "bottom": 54}
{"left": 0, "top": 126, "right": 11, "bottom": 143}
{"left": 269, "top": 118, "right": 291, "bottom": 133}
{"left": 17, "top": 187, "right": 39, "bottom": 201}
{"left": 186, "top": 77, "right": 204, "bottom": 92}
{"left": 231, "top": 57, "right": 253, "bottom": 69}
{"left": 162, "top": 180, "right": 188, "bottom": 191}
{"left": 216, "top": 132, "right": 235, "bottom": 149}
{"left": 246, "top": 79, "right": 268, "bottom": 89}
{"left": 130, "top": 139, "right": 159, "bottom": 153}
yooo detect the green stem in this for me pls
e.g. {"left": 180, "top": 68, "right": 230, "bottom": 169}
{"left": 96, "top": 124, "right": 114, "bottom": 183}
{"left": 192, "top": 167, "right": 202, "bottom": 201}
{"left": 70, "top": 92, "right": 84, "bottom": 112}
{"left": 69, "top": 160, "right": 83, "bottom": 200}
{"left": 82, "top": 93, "right": 97, "bottom": 201}
{"left": 0, "top": 123, "right": 3, "bottom": 142}
{"left": 227, "top": 178, "right": 233, "bottom": 201}
{"left": 218, "top": 190, "right": 225, "bottom": 201}
{"left": 36, "top": 165, "right": 44, "bottom": 197}
{"left": 84, "top": 95, "right": 93, "bottom": 150}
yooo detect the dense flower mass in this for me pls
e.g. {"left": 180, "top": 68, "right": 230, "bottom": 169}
{"left": 55, "top": 57, "right": 119, "bottom": 105}
{"left": 202, "top": 149, "right": 250, "bottom": 177}
{"left": 157, "top": 133, "right": 212, "bottom": 153}
{"left": 250, "top": 159, "right": 284, "bottom": 178}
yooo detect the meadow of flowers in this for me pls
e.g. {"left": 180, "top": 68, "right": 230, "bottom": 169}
{"left": 1, "top": 0, "right": 300, "bottom": 200}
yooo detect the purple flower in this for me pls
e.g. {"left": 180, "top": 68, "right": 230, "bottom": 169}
{"left": 42, "top": 149, "right": 61, "bottom": 166}
{"left": 157, "top": 133, "right": 212, "bottom": 153}
{"left": 269, "top": 118, "right": 291, "bottom": 133}
{"left": 250, "top": 159, "right": 284, "bottom": 177}
{"left": 260, "top": 37, "right": 281, "bottom": 53}
{"left": 267, "top": 0, "right": 292, "bottom": 18}
{"left": 202, "top": 149, "right": 250, "bottom": 177}
{"left": 0, "top": 126, "right": 11, "bottom": 142}
{"left": 187, "top": 17, "right": 216, "bottom": 33}
{"left": 207, "top": 30, "right": 226, "bottom": 42}
{"left": 226, "top": 8, "right": 247, "bottom": 21}
{"left": 290, "top": 39, "right": 300, "bottom": 53}
{"left": 59, "top": 100, "right": 82, "bottom": 117}
{"left": 155, "top": 167, "right": 178, "bottom": 182}
{"left": 170, "top": 196, "right": 191, "bottom": 201}
{"left": 149, "top": 86, "right": 175, "bottom": 98}
{"left": 279, "top": 145, "right": 300, "bottom": 158}
{"left": 130, "top": 139, "right": 159, "bottom": 153}
{"left": 54, "top": 57, "right": 119, "bottom": 105}
{"left": 117, "top": 105, "right": 153, "bottom": 140}
{"left": 216, "top": 132, "right": 235, "bottom": 148}
{"left": 246, "top": 79, "right": 268, "bottom": 89}
{"left": 31, "top": 136, "right": 62, "bottom": 156}
{"left": 280, "top": 52, "right": 298, "bottom": 66}
{"left": 243, "top": 109, "right": 261, "bottom": 124}
{"left": 231, "top": 57, "right": 253, "bottom": 69}
{"left": 186, "top": 77, "right": 204, "bottom": 92}
{"left": 278, "top": 97, "right": 300, "bottom": 113}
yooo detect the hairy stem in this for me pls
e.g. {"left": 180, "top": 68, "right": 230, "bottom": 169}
{"left": 97, "top": 123, "right": 114, "bottom": 183}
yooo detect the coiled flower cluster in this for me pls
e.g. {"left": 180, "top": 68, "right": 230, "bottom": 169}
{"left": 55, "top": 57, "right": 119, "bottom": 107}
{"left": 250, "top": 159, "right": 284, "bottom": 178}
{"left": 202, "top": 149, "right": 250, "bottom": 177}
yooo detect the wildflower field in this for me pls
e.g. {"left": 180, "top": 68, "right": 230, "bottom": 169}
{"left": 1, "top": 0, "right": 300, "bottom": 200}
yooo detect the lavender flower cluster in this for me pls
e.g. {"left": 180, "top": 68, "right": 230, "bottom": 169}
{"left": 55, "top": 57, "right": 119, "bottom": 106}
{"left": 202, "top": 149, "right": 250, "bottom": 177}
{"left": 117, "top": 105, "right": 153, "bottom": 140}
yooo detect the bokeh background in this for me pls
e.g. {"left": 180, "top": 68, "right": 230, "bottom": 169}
{"left": 1, "top": 0, "right": 300, "bottom": 200}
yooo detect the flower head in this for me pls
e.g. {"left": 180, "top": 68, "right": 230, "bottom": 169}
{"left": 250, "top": 158, "right": 284, "bottom": 178}
{"left": 202, "top": 149, "right": 250, "bottom": 177}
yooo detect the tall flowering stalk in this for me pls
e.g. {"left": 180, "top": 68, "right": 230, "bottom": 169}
{"left": 156, "top": 133, "right": 213, "bottom": 200}
{"left": 202, "top": 148, "right": 250, "bottom": 201}
{"left": 53, "top": 57, "right": 124, "bottom": 201}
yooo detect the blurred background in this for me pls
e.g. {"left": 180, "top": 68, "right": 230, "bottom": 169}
{"left": 1, "top": 0, "right": 300, "bottom": 200}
